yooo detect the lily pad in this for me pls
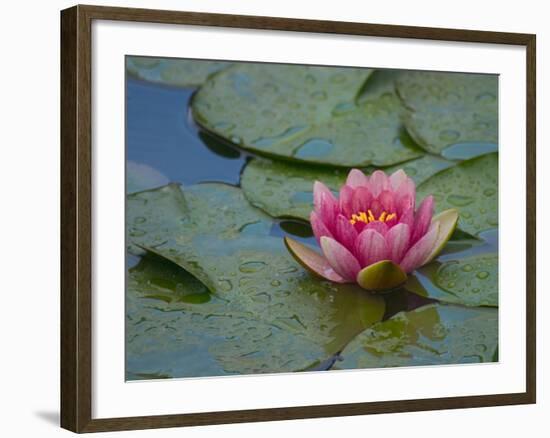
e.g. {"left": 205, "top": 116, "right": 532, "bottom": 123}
{"left": 285, "top": 94, "right": 423, "bottom": 166}
{"left": 416, "top": 153, "right": 498, "bottom": 236}
{"left": 126, "top": 56, "right": 231, "bottom": 87}
{"left": 127, "top": 183, "right": 387, "bottom": 377}
{"left": 128, "top": 252, "right": 211, "bottom": 306}
{"left": 192, "top": 64, "right": 422, "bottom": 166}
{"left": 241, "top": 154, "right": 455, "bottom": 221}
{"left": 356, "top": 69, "right": 406, "bottom": 103}
{"left": 429, "top": 253, "right": 498, "bottom": 305}
{"left": 405, "top": 251, "right": 498, "bottom": 307}
{"left": 383, "top": 154, "right": 456, "bottom": 186}
{"left": 396, "top": 71, "right": 498, "bottom": 154}
{"left": 126, "top": 253, "right": 348, "bottom": 378}
{"left": 241, "top": 159, "right": 347, "bottom": 220}
{"left": 435, "top": 253, "right": 498, "bottom": 306}
{"left": 336, "top": 303, "right": 498, "bottom": 369}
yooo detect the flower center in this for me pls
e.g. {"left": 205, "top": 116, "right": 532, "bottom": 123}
{"left": 349, "top": 210, "right": 396, "bottom": 225}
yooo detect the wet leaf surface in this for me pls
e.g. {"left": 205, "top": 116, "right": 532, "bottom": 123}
{"left": 397, "top": 71, "right": 498, "bottom": 154}
{"left": 381, "top": 154, "right": 456, "bottom": 185}
{"left": 406, "top": 251, "right": 498, "bottom": 307}
{"left": 434, "top": 253, "right": 498, "bottom": 306}
{"left": 416, "top": 153, "right": 498, "bottom": 236}
{"left": 126, "top": 56, "right": 231, "bottom": 87}
{"left": 336, "top": 303, "right": 498, "bottom": 369}
{"left": 241, "top": 159, "right": 347, "bottom": 220}
{"left": 193, "top": 65, "right": 422, "bottom": 166}
{"left": 356, "top": 69, "right": 406, "bottom": 103}
{"left": 126, "top": 253, "right": 347, "bottom": 378}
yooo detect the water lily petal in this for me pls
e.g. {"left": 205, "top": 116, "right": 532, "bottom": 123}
{"left": 411, "top": 195, "right": 434, "bottom": 244}
{"left": 395, "top": 178, "right": 416, "bottom": 214}
{"left": 368, "top": 170, "right": 390, "bottom": 197}
{"left": 369, "top": 198, "right": 383, "bottom": 217}
{"left": 356, "top": 260, "right": 407, "bottom": 291}
{"left": 339, "top": 184, "right": 355, "bottom": 218}
{"left": 320, "top": 236, "right": 362, "bottom": 281}
{"left": 385, "top": 223, "right": 411, "bottom": 264}
{"left": 310, "top": 211, "right": 333, "bottom": 245}
{"left": 389, "top": 169, "right": 408, "bottom": 190}
{"left": 355, "top": 229, "right": 388, "bottom": 267}
{"left": 364, "top": 220, "right": 389, "bottom": 236}
{"left": 284, "top": 237, "right": 347, "bottom": 283}
{"left": 313, "top": 181, "right": 338, "bottom": 228}
{"left": 399, "top": 206, "right": 415, "bottom": 229}
{"left": 400, "top": 222, "right": 440, "bottom": 273}
{"left": 423, "top": 208, "right": 459, "bottom": 264}
{"left": 335, "top": 214, "right": 359, "bottom": 251}
{"left": 351, "top": 186, "right": 373, "bottom": 215}
{"left": 377, "top": 190, "right": 395, "bottom": 213}
{"left": 346, "top": 168, "right": 369, "bottom": 188}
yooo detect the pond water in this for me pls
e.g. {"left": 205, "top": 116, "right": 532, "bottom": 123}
{"left": 126, "top": 75, "right": 498, "bottom": 378}
{"left": 127, "top": 77, "right": 246, "bottom": 186}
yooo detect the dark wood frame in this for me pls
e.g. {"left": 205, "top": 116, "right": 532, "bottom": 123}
{"left": 61, "top": 4, "right": 536, "bottom": 433}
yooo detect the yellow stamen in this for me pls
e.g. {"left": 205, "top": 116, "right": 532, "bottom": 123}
{"left": 348, "top": 209, "right": 397, "bottom": 225}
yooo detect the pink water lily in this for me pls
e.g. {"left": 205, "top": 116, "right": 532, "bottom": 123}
{"left": 285, "top": 169, "right": 458, "bottom": 291}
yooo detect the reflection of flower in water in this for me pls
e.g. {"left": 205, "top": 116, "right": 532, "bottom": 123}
{"left": 285, "top": 168, "right": 458, "bottom": 291}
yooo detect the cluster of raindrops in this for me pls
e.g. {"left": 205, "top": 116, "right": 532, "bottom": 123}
{"left": 192, "top": 64, "right": 425, "bottom": 166}
{"left": 417, "top": 153, "right": 498, "bottom": 236}
{"left": 435, "top": 254, "right": 498, "bottom": 307}
{"left": 241, "top": 158, "right": 346, "bottom": 220}
{"left": 127, "top": 56, "right": 231, "bottom": 88}
{"left": 397, "top": 72, "right": 498, "bottom": 153}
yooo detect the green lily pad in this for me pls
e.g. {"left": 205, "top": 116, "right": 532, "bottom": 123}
{"left": 241, "top": 159, "right": 347, "bottom": 220}
{"left": 434, "top": 253, "right": 498, "bottom": 306}
{"left": 241, "top": 154, "right": 455, "bottom": 221}
{"left": 416, "top": 153, "right": 498, "bottom": 236}
{"left": 126, "top": 56, "right": 231, "bottom": 87}
{"left": 192, "top": 64, "right": 422, "bottom": 166}
{"left": 127, "top": 183, "right": 387, "bottom": 377}
{"left": 126, "top": 253, "right": 347, "bottom": 378}
{"left": 405, "top": 251, "right": 498, "bottom": 307}
{"left": 356, "top": 69, "right": 406, "bottom": 103}
{"left": 129, "top": 252, "right": 211, "bottom": 306}
{"left": 396, "top": 71, "right": 498, "bottom": 154}
{"left": 383, "top": 154, "right": 456, "bottom": 186}
{"left": 336, "top": 303, "right": 498, "bottom": 369}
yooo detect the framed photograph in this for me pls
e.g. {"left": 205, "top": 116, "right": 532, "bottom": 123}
{"left": 60, "top": 4, "right": 536, "bottom": 433}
